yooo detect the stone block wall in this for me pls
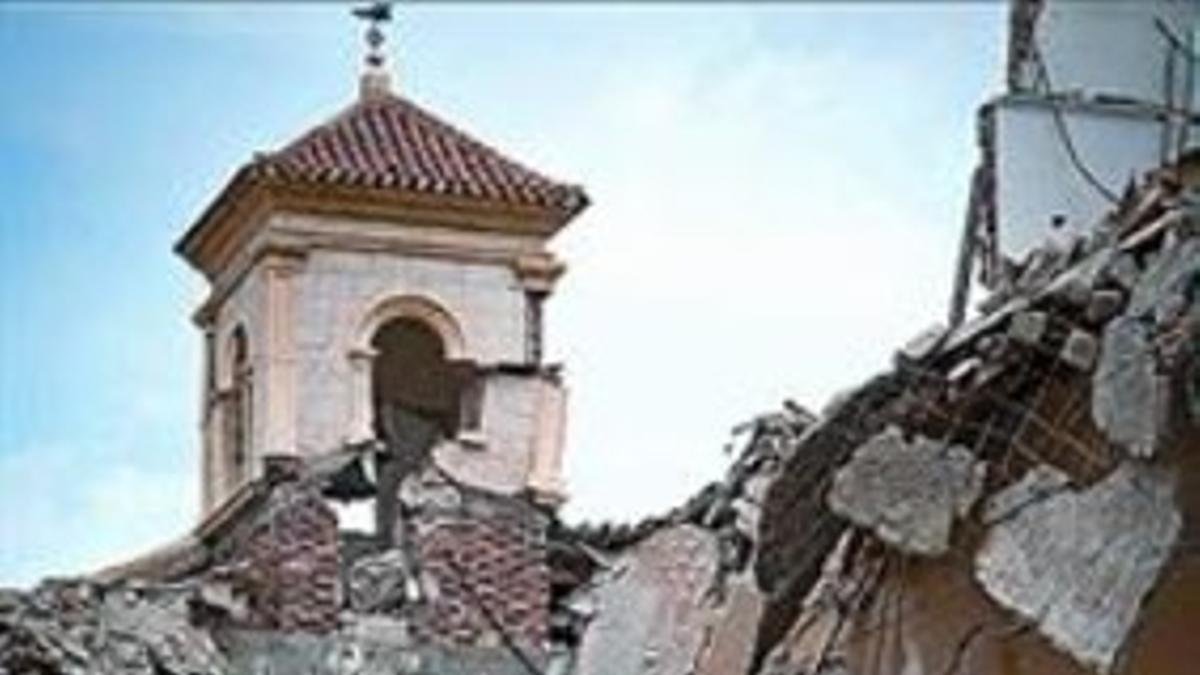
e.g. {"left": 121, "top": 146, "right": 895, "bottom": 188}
{"left": 406, "top": 490, "right": 551, "bottom": 649}
{"left": 206, "top": 464, "right": 341, "bottom": 633}
{"left": 434, "top": 370, "right": 549, "bottom": 495}
{"left": 204, "top": 261, "right": 268, "bottom": 511}
{"left": 291, "top": 246, "right": 530, "bottom": 456}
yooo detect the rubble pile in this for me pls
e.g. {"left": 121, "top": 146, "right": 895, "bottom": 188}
{"left": 526, "top": 163, "right": 1198, "bottom": 675}
{"left": 750, "top": 167, "right": 1200, "bottom": 675}
{"left": 0, "top": 580, "right": 226, "bottom": 675}
{"left": 546, "top": 404, "right": 817, "bottom": 675}
{"left": 2, "top": 159, "right": 1197, "bottom": 675}
{"left": 1, "top": 448, "right": 559, "bottom": 674}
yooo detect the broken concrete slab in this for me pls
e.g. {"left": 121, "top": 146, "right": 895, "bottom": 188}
{"left": 693, "top": 576, "right": 763, "bottom": 675}
{"left": 974, "top": 463, "right": 1181, "bottom": 674}
{"left": 1127, "top": 237, "right": 1200, "bottom": 325}
{"left": 828, "top": 427, "right": 985, "bottom": 557}
{"left": 940, "top": 296, "right": 1030, "bottom": 356}
{"left": 1037, "top": 245, "right": 1111, "bottom": 305}
{"left": 571, "top": 525, "right": 722, "bottom": 675}
{"left": 1092, "top": 316, "right": 1165, "bottom": 458}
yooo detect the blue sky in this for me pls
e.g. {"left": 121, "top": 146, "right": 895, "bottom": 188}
{"left": 0, "top": 2, "right": 1003, "bottom": 587}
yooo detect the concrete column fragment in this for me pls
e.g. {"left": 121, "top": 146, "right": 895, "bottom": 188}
{"left": 828, "top": 427, "right": 985, "bottom": 557}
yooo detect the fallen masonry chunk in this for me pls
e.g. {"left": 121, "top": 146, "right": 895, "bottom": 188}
{"left": 828, "top": 427, "right": 985, "bottom": 557}
{"left": 1127, "top": 237, "right": 1200, "bottom": 324}
{"left": 1059, "top": 328, "right": 1100, "bottom": 371}
{"left": 571, "top": 525, "right": 726, "bottom": 675}
{"left": 1086, "top": 288, "right": 1125, "bottom": 324}
{"left": 1051, "top": 275, "right": 1092, "bottom": 308}
{"left": 975, "top": 463, "right": 1180, "bottom": 674}
{"left": 1008, "top": 310, "right": 1048, "bottom": 347}
{"left": 0, "top": 581, "right": 230, "bottom": 675}
{"left": 947, "top": 356, "right": 981, "bottom": 385}
{"left": 347, "top": 549, "right": 419, "bottom": 614}
{"left": 1102, "top": 252, "right": 1141, "bottom": 292}
{"left": 897, "top": 323, "right": 947, "bottom": 364}
{"left": 1092, "top": 316, "right": 1164, "bottom": 457}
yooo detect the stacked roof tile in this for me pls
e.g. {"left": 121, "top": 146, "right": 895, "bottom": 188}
{"left": 246, "top": 93, "right": 588, "bottom": 217}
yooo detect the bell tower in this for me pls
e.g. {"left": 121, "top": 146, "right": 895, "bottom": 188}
{"left": 176, "top": 8, "right": 588, "bottom": 516}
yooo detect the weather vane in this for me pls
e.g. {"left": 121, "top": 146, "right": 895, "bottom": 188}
{"left": 352, "top": 1, "right": 393, "bottom": 71}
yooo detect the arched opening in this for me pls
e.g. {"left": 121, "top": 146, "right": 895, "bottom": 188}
{"left": 223, "top": 326, "right": 252, "bottom": 492}
{"left": 371, "top": 317, "right": 465, "bottom": 439}
{"left": 369, "top": 316, "right": 473, "bottom": 544}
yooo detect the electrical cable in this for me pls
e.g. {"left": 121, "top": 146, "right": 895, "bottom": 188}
{"left": 1029, "top": 43, "right": 1123, "bottom": 206}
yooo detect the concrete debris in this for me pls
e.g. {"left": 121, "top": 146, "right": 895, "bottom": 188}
{"left": 1059, "top": 328, "right": 1099, "bottom": 371}
{"left": 0, "top": 580, "right": 229, "bottom": 675}
{"left": 754, "top": 373, "right": 903, "bottom": 663}
{"left": 570, "top": 525, "right": 749, "bottom": 675}
{"left": 11, "top": 122, "right": 1200, "bottom": 675}
{"left": 1092, "top": 316, "right": 1165, "bottom": 457}
{"left": 221, "top": 626, "right": 543, "bottom": 675}
{"left": 897, "top": 323, "right": 948, "bottom": 364}
{"left": 1101, "top": 252, "right": 1141, "bottom": 292}
{"left": 1036, "top": 246, "right": 1112, "bottom": 305}
{"left": 947, "top": 355, "right": 981, "bottom": 384}
{"left": 1126, "top": 237, "right": 1200, "bottom": 325}
{"left": 692, "top": 578, "right": 763, "bottom": 675}
{"left": 974, "top": 463, "right": 1181, "bottom": 673}
{"left": 1008, "top": 309, "right": 1048, "bottom": 346}
{"left": 1085, "top": 288, "right": 1125, "bottom": 324}
{"left": 346, "top": 549, "right": 420, "bottom": 614}
{"left": 1014, "top": 244, "right": 1073, "bottom": 297}
{"left": 746, "top": 175, "right": 1200, "bottom": 675}
{"left": 828, "top": 427, "right": 985, "bottom": 557}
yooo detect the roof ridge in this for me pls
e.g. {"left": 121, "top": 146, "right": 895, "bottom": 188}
{"left": 239, "top": 91, "right": 587, "bottom": 218}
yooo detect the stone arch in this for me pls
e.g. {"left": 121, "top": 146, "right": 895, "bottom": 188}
{"left": 345, "top": 293, "right": 471, "bottom": 445}
{"left": 221, "top": 324, "right": 253, "bottom": 493}
{"left": 217, "top": 320, "right": 251, "bottom": 390}
{"left": 350, "top": 293, "right": 468, "bottom": 362}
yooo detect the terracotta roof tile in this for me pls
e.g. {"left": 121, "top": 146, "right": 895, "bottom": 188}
{"left": 247, "top": 93, "right": 588, "bottom": 217}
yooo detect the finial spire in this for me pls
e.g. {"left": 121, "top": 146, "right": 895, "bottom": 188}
{"left": 352, "top": 2, "right": 394, "bottom": 100}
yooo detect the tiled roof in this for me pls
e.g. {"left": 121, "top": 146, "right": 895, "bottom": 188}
{"left": 246, "top": 93, "right": 588, "bottom": 218}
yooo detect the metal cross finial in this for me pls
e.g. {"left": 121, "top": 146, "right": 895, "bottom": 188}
{"left": 352, "top": 2, "right": 393, "bottom": 71}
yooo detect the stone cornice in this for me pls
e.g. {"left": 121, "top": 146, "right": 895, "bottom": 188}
{"left": 512, "top": 252, "right": 567, "bottom": 294}
{"left": 177, "top": 174, "right": 577, "bottom": 283}
{"left": 192, "top": 208, "right": 560, "bottom": 326}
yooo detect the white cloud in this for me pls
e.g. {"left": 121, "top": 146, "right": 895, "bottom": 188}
{"left": 550, "top": 18, "right": 973, "bottom": 522}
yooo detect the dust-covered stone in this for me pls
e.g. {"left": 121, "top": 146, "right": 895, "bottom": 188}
{"left": 828, "top": 427, "right": 985, "bottom": 556}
